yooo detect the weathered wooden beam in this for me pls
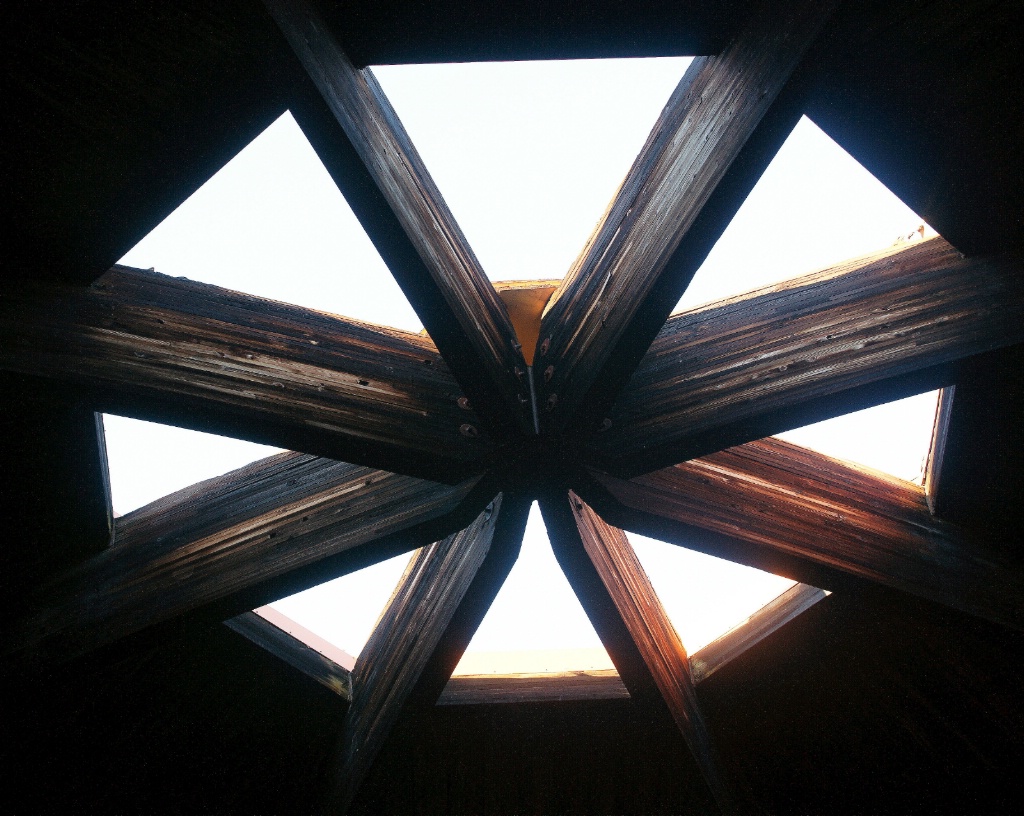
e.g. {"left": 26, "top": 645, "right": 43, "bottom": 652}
{"left": 0, "top": 265, "right": 489, "bottom": 482}
{"left": 589, "top": 438, "right": 1024, "bottom": 629}
{"left": 439, "top": 669, "right": 629, "bottom": 706}
{"left": 266, "top": 0, "right": 531, "bottom": 435}
{"left": 534, "top": 0, "right": 835, "bottom": 435}
{"left": 688, "top": 583, "right": 827, "bottom": 684}
{"left": 590, "top": 238, "right": 1024, "bottom": 476}
{"left": 11, "top": 452, "right": 484, "bottom": 666}
{"left": 330, "top": 493, "right": 530, "bottom": 813}
{"left": 225, "top": 611, "right": 353, "bottom": 700}
{"left": 541, "top": 493, "right": 736, "bottom": 813}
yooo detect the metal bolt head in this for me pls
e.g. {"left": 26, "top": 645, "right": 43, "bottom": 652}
{"left": 459, "top": 423, "right": 479, "bottom": 438}
{"left": 539, "top": 337, "right": 551, "bottom": 357}
{"left": 457, "top": 396, "right": 472, "bottom": 411}
{"left": 545, "top": 393, "right": 558, "bottom": 411}
{"left": 543, "top": 365, "right": 555, "bottom": 383}
{"left": 598, "top": 417, "right": 613, "bottom": 432}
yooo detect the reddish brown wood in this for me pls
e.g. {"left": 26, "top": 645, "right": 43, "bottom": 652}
{"left": 591, "top": 239, "right": 1024, "bottom": 475}
{"left": 535, "top": 0, "right": 835, "bottom": 435}
{"left": 331, "top": 494, "right": 529, "bottom": 813}
{"left": 13, "top": 453, "right": 481, "bottom": 664}
{"left": 542, "top": 493, "right": 735, "bottom": 813}
{"left": 265, "top": 0, "right": 531, "bottom": 435}
{"left": 0, "top": 265, "right": 488, "bottom": 482}
{"left": 591, "top": 437, "right": 1024, "bottom": 628}
{"left": 438, "top": 670, "right": 629, "bottom": 705}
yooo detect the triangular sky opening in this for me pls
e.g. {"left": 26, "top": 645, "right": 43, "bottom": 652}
{"left": 674, "top": 115, "right": 935, "bottom": 313}
{"left": 119, "top": 111, "right": 422, "bottom": 333}
{"left": 266, "top": 549, "right": 417, "bottom": 666}
{"left": 103, "top": 415, "right": 282, "bottom": 517}
{"left": 452, "top": 502, "right": 615, "bottom": 676}
{"left": 776, "top": 390, "right": 942, "bottom": 484}
{"left": 627, "top": 532, "right": 802, "bottom": 655}
{"left": 372, "top": 58, "right": 693, "bottom": 283}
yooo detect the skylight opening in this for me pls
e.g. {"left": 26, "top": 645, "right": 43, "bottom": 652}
{"left": 628, "top": 533, "right": 801, "bottom": 655}
{"left": 373, "top": 57, "right": 693, "bottom": 283}
{"left": 102, "top": 415, "right": 282, "bottom": 516}
{"left": 118, "top": 111, "right": 423, "bottom": 333}
{"left": 674, "top": 116, "right": 936, "bottom": 313}
{"left": 452, "top": 502, "right": 614, "bottom": 676}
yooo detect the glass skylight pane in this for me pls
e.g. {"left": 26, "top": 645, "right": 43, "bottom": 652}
{"left": 119, "top": 111, "right": 422, "bottom": 333}
{"left": 776, "top": 390, "right": 941, "bottom": 484}
{"left": 627, "top": 534, "right": 797, "bottom": 655}
{"left": 373, "top": 58, "right": 692, "bottom": 283}
{"left": 267, "top": 550, "right": 416, "bottom": 663}
{"left": 102, "top": 415, "right": 282, "bottom": 516}
{"left": 675, "top": 116, "right": 931, "bottom": 313}
{"left": 452, "top": 503, "right": 614, "bottom": 675}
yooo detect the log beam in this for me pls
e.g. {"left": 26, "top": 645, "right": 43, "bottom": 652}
{"left": 534, "top": 0, "right": 835, "bottom": 436}
{"left": 331, "top": 493, "right": 530, "bottom": 813}
{"left": 541, "top": 493, "right": 736, "bottom": 813}
{"left": 591, "top": 239, "right": 1024, "bottom": 475}
{"left": 266, "top": 0, "right": 531, "bottom": 435}
{"left": 11, "top": 453, "right": 483, "bottom": 666}
{"left": 589, "top": 438, "right": 1024, "bottom": 629}
{"left": 0, "top": 265, "right": 489, "bottom": 482}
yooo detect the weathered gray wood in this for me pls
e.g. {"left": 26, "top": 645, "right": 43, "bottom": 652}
{"left": 591, "top": 437, "right": 1024, "bottom": 628}
{"left": 541, "top": 493, "right": 735, "bottom": 813}
{"left": 0, "top": 265, "right": 489, "bottom": 482}
{"left": 439, "top": 670, "right": 629, "bottom": 705}
{"left": 266, "top": 0, "right": 531, "bottom": 435}
{"left": 331, "top": 493, "right": 529, "bottom": 813}
{"left": 591, "top": 238, "right": 1024, "bottom": 475}
{"left": 225, "top": 611, "right": 353, "bottom": 700}
{"left": 534, "top": 0, "right": 835, "bottom": 435}
{"left": 13, "top": 452, "right": 481, "bottom": 664}
{"left": 688, "top": 583, "right": 828, "bottom": 684}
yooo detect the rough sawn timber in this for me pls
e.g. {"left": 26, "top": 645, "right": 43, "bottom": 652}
{"left": 590, "top": 437, "right": 1024, "bottom": 629}
{"left": 13, "top": 452, "right": 480, "bottom": 664}
{"left": 541, "top": 493, "right": 736, "bottom": 813}
{"left": 0, "top": 265, "right": 488, "bottom": 482}
{"left": 265, "top": 0, "right": 530, "bottom": 436}
{"left": 331, "top": 494, "right": 530, "bottom": 813}
{"left": 535, "top": 0, "right": 835, "bottom": 435}
{"left": 590, "top": 238, "right": 1024, "bottom": 475}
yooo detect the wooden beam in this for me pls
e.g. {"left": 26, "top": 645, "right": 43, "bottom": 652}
{"left": 590, "top": 238, "right": 1024, "bottom": 475}
{"left": 0, "top": 265, "right": 490, "bottom": 482}
{"left": 439, "top": 669, "right": 628, "bottom": 706}
{"left": 540, "top": 493, "right": 736, "bottom": 813}
{"left": 688, "top": 583, "right": 827, "bottom": 684}
{"left": 11, "top": 452, "right": 484, "bottom": 666}
{"left": 225, "top": 611, "right": 353, "bottom": 700}
{"left": 589, "top": 438, "right": 1024, "bottom": 629}
{"left": 534, "top": 0, "right": 835, "bottom": 435}
{"left": 266, "top": 0, "right": 531, "bottom": 435}
{"left": 330, "top": 493, "right": 530, "bottom": 813}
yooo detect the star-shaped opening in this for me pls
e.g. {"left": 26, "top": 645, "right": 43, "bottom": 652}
{"left": 6, "top": 1, "right": 1024, "bottom": 813}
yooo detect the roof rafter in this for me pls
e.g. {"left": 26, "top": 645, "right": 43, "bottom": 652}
{"left": 0, "top": 265, "right": 489, "bottom": 482}
{"left": 10, "top": 454, "right": 486, "bottom": 667}
{"left": 534, "top": 0, "right": 836, "bottom": 437}
{"left": 586, "top": 438, "right": 1024, "bottom": 629}
{"left": 265, "top": 0, "right": 532, "bottom": 437}
{"left": 330, "top": 493, "right": 530, "bottom": 812}
{"left": 540, "top": 493, "right": 737, "bottom": 813}
{"left": 590, "top": 238, "right": 1024, "bottom": 475}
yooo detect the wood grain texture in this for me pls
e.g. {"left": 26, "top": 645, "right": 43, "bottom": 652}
{"left": 13, "top": 452, "right": 480, "bottom": 664}
{"left": 591, "top": 238, "right": 1024, "bottom": 475}
{"left": 688, "top": 583, "right": 827, "bottom": 684}
{"left": 541, "top": 493, "right": 735, "bottom": 813}
{"left": 0, "top": 265, "right": 488, "bottom": 482}
{"left": 439, "top": 670, "right": 628, "bottom": 705}
{"left": 266, "top": 0, "right": 530, "bottom": 435}
{"left": 592, "top": 437, "right": 1024, "bottom": 628}
{"left": 535, "top": 0, "right": 835, "bottom": 435}
{"left": 331, "top": 494, "right": 528, "bottom": 813}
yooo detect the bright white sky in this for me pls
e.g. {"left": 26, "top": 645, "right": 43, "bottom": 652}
{"left": 108, "top": 57, "right": 939, "bottom": 671}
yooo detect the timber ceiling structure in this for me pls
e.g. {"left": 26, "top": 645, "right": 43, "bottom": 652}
{"left": 3, "top": 0, "right": 1024, "bottom": 813}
